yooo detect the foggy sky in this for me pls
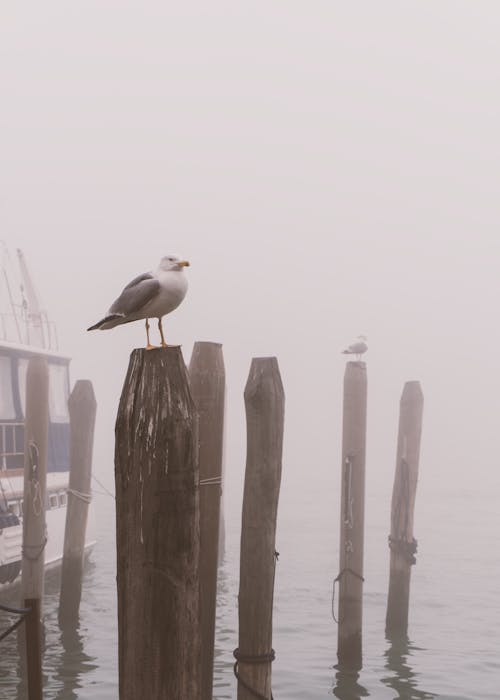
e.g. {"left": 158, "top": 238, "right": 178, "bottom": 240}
{"left": 1, "top": 3, "right": 500, "bottom": 535}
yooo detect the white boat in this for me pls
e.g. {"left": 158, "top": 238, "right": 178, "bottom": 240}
{"left": 0, "top": 245, "right": 94, "bottom": 588}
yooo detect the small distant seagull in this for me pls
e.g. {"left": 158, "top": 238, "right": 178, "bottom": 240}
{"left": 87, "top": 255, "right": 190, "bottom": 349}
{"left": 342, "top": 335, "right": 368, "bottom": 360}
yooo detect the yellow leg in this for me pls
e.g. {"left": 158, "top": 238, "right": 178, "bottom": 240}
{"left": 145, "top": 319, "right": 157, "bottom": 350}
{"left": 158, "top": 318, "right": 167, "bottom": 347}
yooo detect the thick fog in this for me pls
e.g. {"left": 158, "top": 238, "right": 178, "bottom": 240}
{"left": 1, "top": 2, "right": 500, "bottom": 534}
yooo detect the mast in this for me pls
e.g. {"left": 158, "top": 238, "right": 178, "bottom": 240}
{"left": 16, "top": 249, "right": 47, "bottom": 348}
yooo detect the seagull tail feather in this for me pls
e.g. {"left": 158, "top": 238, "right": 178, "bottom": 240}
{"left": 87, "top": 313, "right": 125, "bottom": 331}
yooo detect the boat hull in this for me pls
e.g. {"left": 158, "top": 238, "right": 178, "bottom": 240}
{"left": 0, "top": 471, "right": 96, "bottom": 590}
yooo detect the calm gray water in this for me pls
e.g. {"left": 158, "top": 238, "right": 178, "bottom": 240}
{"left": 0, "top": 476, "right": 498, "bottom": 700}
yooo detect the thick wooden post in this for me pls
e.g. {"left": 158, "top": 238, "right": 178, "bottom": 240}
{"left": 188, "top": 341, "right": 225, "bottom": 700}
{"left": 237, "top": 357, "right": 284, "bottom": 700}
{"left": 115, "top": 347, "right": 200, "bottom": 700}
{"left": 59, "top": 380, "right": 97, "bottom": 626}
{"left": 385, "top": 381, "right": 424, "bottom": 637}
{"left": 337, "top": 361, "right": 367, "bottom": 670}
{"left": 218, "top": 421, "right": 228, "bottom": 565}
{"left": 21, "top": 357, "right": 49, "bottom": 700}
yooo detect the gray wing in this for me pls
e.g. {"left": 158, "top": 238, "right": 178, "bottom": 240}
{"left": 348, "top": 342, "right": 367, "bottom": 353}
{"left": 109, "top": 273, "right": 160, "bottom": 316}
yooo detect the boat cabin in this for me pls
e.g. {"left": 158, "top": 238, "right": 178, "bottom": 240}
{"left": 0, "top": 344, "right": 70, "bottom": 476}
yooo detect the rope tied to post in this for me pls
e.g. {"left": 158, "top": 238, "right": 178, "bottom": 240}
{"left": 22, "top": 535, "right": 48, "bottom": 561}
{"left": 234, "top": 549, "right": 279, "bottom": 699}
{"left": 233, "top": 648, "right": 276, "bottom": 700}
{"left": 388, "top": 535, "right": 418, "bottom": 565}
{"left": 67, "top": 488, "right": 93, "bottom": 504}
{"left": 23, "top": 442, "right": 48, "bottom": 560}
{"left": 28, "top": 440, "right": 43, "bottom": 517}
{"left": 0, "top": 602, "right": 31, "bottom": 643}
{"left": 331, "top": 567, "right": 365, "bottom": 624}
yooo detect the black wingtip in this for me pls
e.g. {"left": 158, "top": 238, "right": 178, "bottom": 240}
{"left": 87, "top": 313, "right": 125, "bottom": 331}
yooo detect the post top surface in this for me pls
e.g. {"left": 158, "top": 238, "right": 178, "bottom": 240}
{"left": 401, "top": 380, "right": 423, "bottom": 399}
{"left": 344, "top": 360, "right": 367, "bottom": 375}
{"left": 245, "top": 356, "right": 284, "bottom": 401}
{"left": 192, "top": 340, "right": 223, "bottom": 349}
{"left": 129, "top": 345, "right": 186, "bottom": 364}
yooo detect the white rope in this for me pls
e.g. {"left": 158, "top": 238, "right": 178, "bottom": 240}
{"left": 29, "top": 479, "right": 43, "bottom": 517}
{"left": 199, "top": 476, "right": 223, "bottom": 486}
{"left": 92, "top": 475, "right": 115, "bottom": 499}
{"left": 67, "top": 488, "right": 92, "bottom": 504}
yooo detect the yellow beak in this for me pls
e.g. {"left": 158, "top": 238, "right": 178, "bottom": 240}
{"left": 178, "top": 260, "right": 190, "bottom": 267}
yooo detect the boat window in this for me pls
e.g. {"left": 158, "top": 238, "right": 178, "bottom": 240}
{"left": 59, "top": 491, "right": 67, "bottom": 506}
{"left": 49, "top": 363, "right": 70, "bottom": 424}
{"left": 0, "top": 356, "right": 16, "bottom": 419}
{"left": 18, "top": 358, "right": 28, "bottom": 416}
{"left": 49, "top": 492, "right": 59, "bottom": 509}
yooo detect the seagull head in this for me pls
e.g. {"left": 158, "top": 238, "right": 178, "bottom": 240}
{"left": 159, "top": 255, "right": 190, "bottom": 272}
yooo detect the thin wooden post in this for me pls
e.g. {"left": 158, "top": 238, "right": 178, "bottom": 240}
{"left": 385, "top": 381, "right": 424, "bottom": 637}
{"left": 236, "top": 357, "right": 284, "bottom": 700}
{"left": 115, "top": 347, "right": 200, "bottom": 700}
{"left": 21, "top": 357, "right": 49, "bottom": 700}
{"left": 337, "top": 360, "right": 367, "bottom": 670}
{"left": 59, "top": 380, "right": 97, "bottom": 626}
{"left": 188, "top": 341, "right": 225, "bottom": 700}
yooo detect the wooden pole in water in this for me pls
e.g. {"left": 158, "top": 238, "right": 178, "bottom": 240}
{"left": 21, "top": 357, "right": 49, "bottom": 700}
{"left": 337, "top": 360, "right": 367, "bottom": 670}
{"left": 236, "top": 357, "right": 284, "bottom": 700}
{"left": 59, "top": 380, "right": 97, "bottom": 626}
{"left": 188, "top": 341, "right": 225, "bottom": 700}
{"left": 115, "top": 347, "right": 200, "bottom": 700}
{"left": 385, "top": 381, "right": 424, "bottom": 637}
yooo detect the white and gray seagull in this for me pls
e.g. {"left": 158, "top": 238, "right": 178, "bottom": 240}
{"left": 342, "top": 335, "right": 368, "bottom": 360}
{"left": 87, "top": 255, "right": 190, "bottom": 349}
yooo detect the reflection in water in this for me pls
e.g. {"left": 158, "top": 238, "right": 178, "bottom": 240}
{"left": 52, "top": 622, "right": 97, "bottom": 700}
{"left": 50, "top": 558, "right": 98, "bottom": 700}
{"left": 0, "top": 557, "right": 98, "bottom": 699}
{"left": 333, "top": 665, "right": 370, "bottom": 700}
{"left": 213, "top": 561, "right": 235, "bottom": 700}
{"left": 382, "top": 635, "right": 436, "bottom": 700}
{"left": 0, "top": 590, "right": 30, "bottom": 698}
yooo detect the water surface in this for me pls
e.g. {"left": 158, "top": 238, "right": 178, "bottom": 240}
{"left": 0, "top": 477, "right": 498, "bottom": 699}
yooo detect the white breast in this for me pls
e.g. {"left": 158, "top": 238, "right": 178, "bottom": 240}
{"left": 142, "top": 270, "right": 188, "bottom": 318}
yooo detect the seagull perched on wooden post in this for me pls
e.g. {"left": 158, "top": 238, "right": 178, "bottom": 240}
{"left": 342, "top": 335, "right": 368, "bottom": 360}
{"left": 87, "top": 255, "right": 190, "bottom": 349}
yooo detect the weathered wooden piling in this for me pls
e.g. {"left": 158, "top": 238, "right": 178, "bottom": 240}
{"left": 218, "top": 422, "right": 228, "bottom": 565}
{"left": 188, "top": 341, "right": 225, "bottom": 700}
{"left": 21, "top": 357, "right": 49, "bottom": 700}
{"left": 236, "top": 357, "right": 284, "bottom": 700}
{"left": 337, "top": 361, "right": 367, "bottom": 670}
{"left": 385, "top": 381, "right": 424, "bottom": 637}
{"left": 114, "top": 347, "right": 200, "bottom": 700}
{"left": 59, "top": 380, "right": 97, "bottom": 626}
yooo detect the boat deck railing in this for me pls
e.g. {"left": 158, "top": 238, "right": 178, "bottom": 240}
{"left": 0, "top": 311, "right": 59, "bottom": 351}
